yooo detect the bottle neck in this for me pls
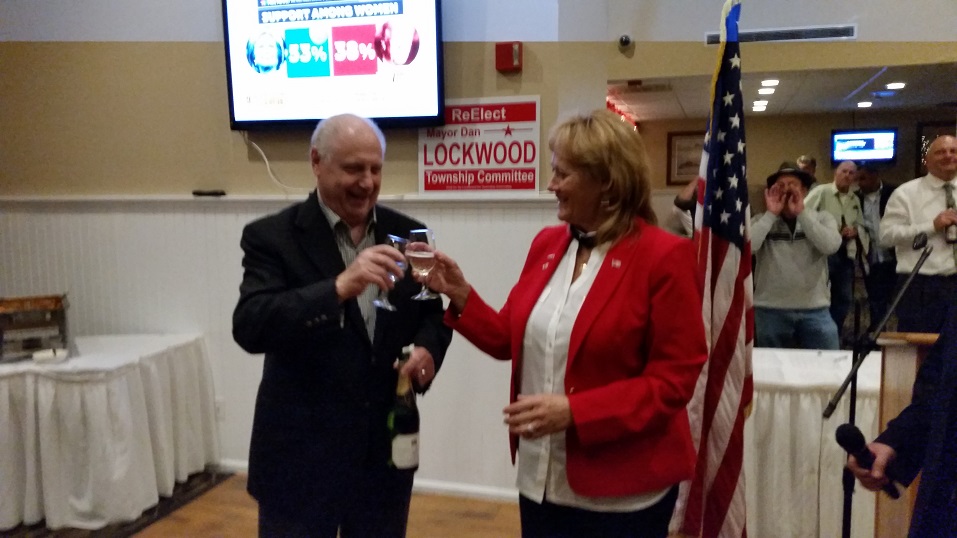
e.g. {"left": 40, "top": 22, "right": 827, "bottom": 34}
{"left": 396, "top": 374, "right": 412, "bottom": 396}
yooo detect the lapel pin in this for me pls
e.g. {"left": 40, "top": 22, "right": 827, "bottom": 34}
{"left": 611, "top": 259, "right": 621, "bottom": 268}
{"left": 547, "top": 254, "right": 555, "bottom": 260}
{"left": 542, "top": 263, "right": 549, "bottom": 270}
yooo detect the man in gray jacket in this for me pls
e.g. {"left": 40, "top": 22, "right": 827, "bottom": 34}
{"left": 751, "top": 165, "right": 843, "bottom": 349}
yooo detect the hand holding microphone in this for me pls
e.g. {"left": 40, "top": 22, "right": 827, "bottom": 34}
{"left": 836, "top": 423, "right": 901, "bottom": 499}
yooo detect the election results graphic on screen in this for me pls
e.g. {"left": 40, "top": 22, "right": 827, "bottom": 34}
{"left": 222, "top": 0, "right": 444, "bottom": 129}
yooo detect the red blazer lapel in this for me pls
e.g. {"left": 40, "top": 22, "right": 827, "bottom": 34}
{"left": 507, "top": 230, "right": 573, "bottom": 377}
{"left": 567, "top": 222, "right": 643, "bottom": 370}
{"left": 566, "top": 237, "right": 634, "bottom": 371}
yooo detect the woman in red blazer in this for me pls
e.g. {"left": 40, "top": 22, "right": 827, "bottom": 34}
{"left": 422, "top": 109, "right": 708, "bottom": 537}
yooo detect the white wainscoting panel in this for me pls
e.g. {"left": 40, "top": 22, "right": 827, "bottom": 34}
{"left": 0, "top": 192, "right": 680, "bottom": 497}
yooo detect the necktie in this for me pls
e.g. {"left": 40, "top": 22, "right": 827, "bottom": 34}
{"left": 944, "top": 183, "right": 957, "bottom": 267}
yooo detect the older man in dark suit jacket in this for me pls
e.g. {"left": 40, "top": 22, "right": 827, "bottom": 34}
{"left": 233, "top": 114, "right": 452, "bottom": 537}
{"left": 847, "top": 304, "right": 957, "bottom": 536}
{"left": 856, "top": 164, "right": 897, "bottom": 331}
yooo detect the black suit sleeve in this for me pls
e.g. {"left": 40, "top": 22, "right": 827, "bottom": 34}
{"left": 875, "top": 306, "right": 957, "bottom": 485}
{"left": 412, "top": 301, "right": 452, "bottom": 389}
{"left": 377, "top": 208, "right": 452, "bottom": 388}
{"left": 233, "top": 216, "right": 344, "bottom": 356}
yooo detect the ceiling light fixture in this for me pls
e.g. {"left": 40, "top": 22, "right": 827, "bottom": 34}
{"left": 858, "top": 101, "right": 873, "bottom": 108}
{"left": 752, "top": 106, "right": 767, "bottom": 112}
{"left": 758, "top": 88, "right": 775, "bottom": 95}
{"left": 753, "top": 100, "right": 768, "bottom": 106}
{"left": 886, "top": 82, "right": 906, "bottom": 90}
{"left": 761, "top": 79, "right": 779, "bottom": 87}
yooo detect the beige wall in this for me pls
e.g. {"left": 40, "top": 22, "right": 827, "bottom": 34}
{"left": 0, "top": 41, "right": 606, "bottom": 196}
{"left": 0, "top": 40, "right": 953, "bottom": 196}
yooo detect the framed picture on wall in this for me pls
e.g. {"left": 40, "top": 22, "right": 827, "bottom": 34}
{"left": 667, "top": 131, "right": 707, "bottom": 185}
{"left": 915, "top": 121, "right": 956, "bottom": 177}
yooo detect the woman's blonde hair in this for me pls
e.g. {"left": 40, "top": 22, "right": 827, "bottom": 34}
{"left": 548, "top": 109, "right": 656, "bottom": 245}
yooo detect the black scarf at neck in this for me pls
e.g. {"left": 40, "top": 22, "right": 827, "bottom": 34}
{"left": 569, "top": 225, "right": 596, "bottom": 249}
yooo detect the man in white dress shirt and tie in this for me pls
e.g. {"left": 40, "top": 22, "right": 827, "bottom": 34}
{"left": 879, "top": 135, "right": 957, "bottom": 333}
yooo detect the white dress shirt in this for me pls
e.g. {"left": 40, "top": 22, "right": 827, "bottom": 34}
{"left": 516, "top": 239, "right": 668, "bottom": 511}
{"left": 879, "top": 174, "right": 957, "bottom": 276}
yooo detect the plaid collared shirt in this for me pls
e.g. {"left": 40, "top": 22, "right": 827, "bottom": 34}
{"left": 317, "top": 195, "right": 378, "bottom": 340}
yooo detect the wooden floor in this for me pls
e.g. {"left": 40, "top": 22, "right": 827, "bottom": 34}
{"left": 135, "top": 474, "right": 521, "bottom": 537}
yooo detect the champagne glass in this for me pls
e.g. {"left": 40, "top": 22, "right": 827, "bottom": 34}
{"left": 407, "top": 228, "right": 439, "bottom": 300}
{"left": 373, "top": 234, "right": 408, "bottom": 311}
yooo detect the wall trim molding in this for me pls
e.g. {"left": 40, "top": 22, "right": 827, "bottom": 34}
{"left": 0, "top": 192, "right": 557, "bottom": 206}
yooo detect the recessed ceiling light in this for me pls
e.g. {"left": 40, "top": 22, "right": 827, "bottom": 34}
{"left": 758, "top": 88, "right": 775, "bottom": 95}
{"left": 858, "top": 101, "right": 873, "bottom": 108}
{"left": 753, "top": 100, "right": 768, "bottom": 106}
{"left": 761, "top": 79, "right": 779, "bottom": 87}
{"left": 752, "top": 106, "right": 767, "bottom": 112}
{"left": 886, "top": 82, "right": 906, "bottom": 90}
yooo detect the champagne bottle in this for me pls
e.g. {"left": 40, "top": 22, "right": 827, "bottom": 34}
{"left": 388, "top": 345, "right": 419, "bottom": 471}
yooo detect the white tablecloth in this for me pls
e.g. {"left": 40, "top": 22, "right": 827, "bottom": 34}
{"left": 746, "top": 348, "right": 882, "bottom": 538}
{"left": 0, "top": 334, "right": 220, "bottom": 531}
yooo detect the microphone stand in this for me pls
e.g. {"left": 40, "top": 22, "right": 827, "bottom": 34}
{"left": 823, "top": 238, "right": 933, "bottom": 538}
{"left": 837, "top": 299, "right": 863, "bottom": 538}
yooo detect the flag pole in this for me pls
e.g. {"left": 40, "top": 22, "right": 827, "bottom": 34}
{"left": 670, "top": 1, "right": 753, "bottom": 537}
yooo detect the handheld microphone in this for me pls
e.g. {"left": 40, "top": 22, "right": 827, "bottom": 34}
{"left": 835, "top": 423, "right": 900, "bottom": 499}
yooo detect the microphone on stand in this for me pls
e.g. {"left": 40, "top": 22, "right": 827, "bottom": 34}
{"left": 824, "top": 232, "right": 934, "bottom": 416}
{"left": 835, "top": 423, "right": 901, "bottom": 499}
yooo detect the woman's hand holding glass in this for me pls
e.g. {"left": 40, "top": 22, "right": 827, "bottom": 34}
{"left": 414, "top": 250, "right": 472, "bottom": 313}
{"left": 407, "top": 229, "right": 440, "bottom": 300}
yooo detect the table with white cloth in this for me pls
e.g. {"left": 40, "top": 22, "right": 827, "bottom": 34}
{"left": 0, "top": 334, "right": 220, "bottom": 531}
{"left": 746, "top": 348, "right": 883, "bottom": 538}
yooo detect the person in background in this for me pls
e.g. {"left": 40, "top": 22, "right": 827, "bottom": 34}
{"left": 879, "top": 134, "right": 957, "bottom": 333}
{"left": 797, "top": 154, "right": 818, "bottom": 187}
{"left": 752, "top": 164, "right": 842, "bottom": 349}
{"left": 421, "top": 109, "right": 707, "bottom": 537}
{"left": 805, "top": 160, "right": 867, "bottom": 343}
{"left": 846, "top": 304, "right": 957, "bottom": 536}
{"left": 855, "top": 164, "right": 897, "bottom": 332}
{"left": 671, "top": 178, "right": 698, "bottom": 237}
{"left": 232, "top": 114, "right": 452, "bottom": 537}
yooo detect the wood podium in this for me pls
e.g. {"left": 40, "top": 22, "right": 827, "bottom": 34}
{"left": 874, "top": 332, "right": 939, "bottom": 538}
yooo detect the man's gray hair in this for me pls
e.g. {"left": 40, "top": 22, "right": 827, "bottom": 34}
{"left": 310, "top": 114, "right": 386, "bottom": 160}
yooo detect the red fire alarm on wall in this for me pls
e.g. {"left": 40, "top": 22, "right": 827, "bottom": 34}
{"left": 495, "top": 42, "right": 523, "bottom": 73}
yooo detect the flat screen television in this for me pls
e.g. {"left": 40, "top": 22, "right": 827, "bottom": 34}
{"left": 221, "top": 0, "right": 445, "bottom": 130}
{"left": 831, "top": 128, "right": 898, "bottom": 165}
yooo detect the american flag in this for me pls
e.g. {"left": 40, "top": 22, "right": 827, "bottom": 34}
{"left": 670, "top": 1, "right": 754, "bottom": 537}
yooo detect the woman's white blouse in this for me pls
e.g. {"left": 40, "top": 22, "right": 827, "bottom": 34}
{"left": 516, "top": 238, "right": 669, "bottom": 511}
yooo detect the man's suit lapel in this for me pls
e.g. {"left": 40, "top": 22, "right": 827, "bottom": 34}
{"left": 294, "top": 191, "right": 369, "bottom": 345}
{"left": 294, "top": 192, "right": 345, "bottom": 275}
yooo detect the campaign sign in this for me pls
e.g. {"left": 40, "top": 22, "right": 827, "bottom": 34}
{"left": 418, "top": 96, "right": 540, "bottom": 192}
